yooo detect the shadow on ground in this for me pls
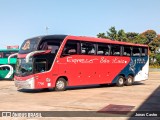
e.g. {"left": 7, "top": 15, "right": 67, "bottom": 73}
{"left": 128, "top": 86, "right": 160, "bottom": 120}
{"left": 18, "top": 82, "right": 144, "bottom": 93}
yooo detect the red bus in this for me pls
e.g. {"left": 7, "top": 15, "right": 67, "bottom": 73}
{"left": 14, "top": 35, "right": 149, "bottom": 91}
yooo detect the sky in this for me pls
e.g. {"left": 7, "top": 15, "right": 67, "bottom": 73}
{"left": 0, "top": 0, "right": 159, "bottom": 48}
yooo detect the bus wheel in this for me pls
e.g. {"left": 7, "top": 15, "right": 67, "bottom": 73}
{"left": 125, "top": 75, "right": 134, "bottom": 86}
{"left": 116, "top": 76, "right": 125, "bottom": 87}
{"left": 55, "top": 78, "right": 67, "bottom": 91}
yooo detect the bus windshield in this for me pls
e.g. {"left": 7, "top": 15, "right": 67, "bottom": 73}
{"left": 19, "top": 38, "right": 40, "bottom": 54}
{"left": 19, "top": 35, "right": 66, "bottom": 54}
{"left": 15, "top": 58, "right": 33, "bottom": 76}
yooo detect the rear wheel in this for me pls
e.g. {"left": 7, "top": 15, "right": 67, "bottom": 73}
{"left": 116, "top": 76, "right": 125, "bottom": 87}
{"left": 125, "top": 75, "right": 134, "bottom": 86}
{"left": 55, "top": 78, "right": 67, "bottom": 91}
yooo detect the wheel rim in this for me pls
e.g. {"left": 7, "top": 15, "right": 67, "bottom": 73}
{"left": 128, "top": 77, "right": 132, "bottom": 83}
{"left": 56, "top": 81, "right": 65, "bottom": 89}
{"left": 119, "top": 78, "right": 124, "bottom": 85}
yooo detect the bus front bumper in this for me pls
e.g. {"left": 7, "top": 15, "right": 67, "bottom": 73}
{"left": 14, "top": 77, "right": 35, "bottom": 89}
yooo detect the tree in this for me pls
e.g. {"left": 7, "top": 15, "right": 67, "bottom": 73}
{"left": 126, "top": 32, "right": 139, "bottom": 43}
{"left": 135, "top": 34, "right": 148, "bottom": 44}
{"left": 117, "top": 29, "right": 127, "bottom": 42}
{"left": 107, "top": 26, "right": 118, "bottom": 40}
{"left": 149, "top": 35, "right": 160, "bottom": 64}
{"left": 149, "top": 35, "right": 160, "bottom": 52}
{"left": 97, "top": 33, "right": 108, "bottom": 39}
{"left": 155, "top": 53, "right": 160, "bottom": 65}
{"left": 140, "top": 30, "right": 157, "bottom": 44}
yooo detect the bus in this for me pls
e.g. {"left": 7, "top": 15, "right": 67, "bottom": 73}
{"left": 0, "top": 49, "right": 19, "bottom": 80}
{"left": 14, "top": 35, "right": 149, "bottom": 91}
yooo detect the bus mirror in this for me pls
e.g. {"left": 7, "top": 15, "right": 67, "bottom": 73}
{"left": 8, "top": 53, "right": 18, "bottom": 64}
{"left": 26, "top": 51, "right": 45, "bottom": 63}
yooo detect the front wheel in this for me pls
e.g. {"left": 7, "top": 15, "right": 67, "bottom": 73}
{"left": 125, "top": 75, "right": 134, "bottom": 86}
{"left": 116, "top": 76, "right": 125, "bottom": 87}
{"left": 55, "top": 78, "right": 67, "bottom": 91}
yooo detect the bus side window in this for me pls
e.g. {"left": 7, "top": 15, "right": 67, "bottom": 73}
{"left": 0, "top": 52, "right": 3, "bottom": 58}
{"left": 51, "top": 46, "right": 59, "bottom": 54}
{"left": 132, "top": 47, "right": 141, "bottom": 56}
{"left": 39, "top": 42, "right": 48, "bottom": 50}
{"left": 34, "top": 59, "right": 47, "bottom": 73}
{"left": 62, "top": 40, "right": 78, "bottom": 56}
{"left": 3, "top": 51, "right": 18, "bottom": 58}
{"left": 123, "top": 46, "right": 131, "bottom": 56}
{"left": 142, "top": 47, "right": 147, "bottom": 56}
{"left": 81, "top": 42, "right": 96, "bottom": 55}
{"left": 97, "top": 43, "right": 110, "bottom": 56}
{"left": 0, "top": 67, "right": 10, "bottom": 71}
{"left": 111, "top": 44, "right": 121, "bottom": 56}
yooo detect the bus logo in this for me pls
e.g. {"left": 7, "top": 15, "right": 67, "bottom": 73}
{"left": 129, "top": 59, "right": 136, "bottom": 73}
{"left": 22, "top": 40, "right": 30, "bottom": 50}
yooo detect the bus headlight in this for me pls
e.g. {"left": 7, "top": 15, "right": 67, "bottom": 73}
{"left": 26, "top": 77, "right": 35, "bottom": 89}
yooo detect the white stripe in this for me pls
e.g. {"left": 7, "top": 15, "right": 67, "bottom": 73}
{"left": 0, "top": 65, "right": 14, "bottom": 78}
{"left": 134, "top": 57, "right": 149, "bottom": 81}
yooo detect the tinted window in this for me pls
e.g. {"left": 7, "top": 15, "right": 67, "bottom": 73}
{"left": 3, "top": 51, "right": 18, "bottom": 58}
{"left": 34, "top": 59, "right": 47, "bottom": 73}
{"left": 19, "top": 38, "right": 40, "bottom": 54}
{"left": 39, "top": 39, "right": 63, "bottom": 54}
{"left": 0, "top": 51, "right": 18, "bottom": 58}
{"left": 0, "top": 52, "right": 3, "bottom": 58}
{"left": 123, "top": 46, "right": 131, "bottom": 56}
{"left": 81, "top": 42, "right": 96, "bottom": 55}
{"left": 97, "top": 43, "right": 110, "bottom": 56}
{"left": 132, "top": 47, "right": 141, "bottom": 56}
{"left": 0, "top": 67, "right": 10, "bottom": 70}
{"left": 142, "top": 47, "right": 148, "bottom": 56}
{"left": 111, "top": 44, "right": 121, "bottom": 56}
{"left": 62, "top": 40, "right": 79, "bottom": 56}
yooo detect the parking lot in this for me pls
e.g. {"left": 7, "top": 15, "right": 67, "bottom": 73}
{"left": 0, "top": 72, "right": 159, "bottom": 120}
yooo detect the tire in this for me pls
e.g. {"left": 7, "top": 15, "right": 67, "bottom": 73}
{"left": 116, "top": 76, "right": 125, "bottom": 87}
{"left": 125, "top": 75, "right": 134, "bottom": 86}
{"left": 55, "top": 78, "right": 67, "bottom": 91}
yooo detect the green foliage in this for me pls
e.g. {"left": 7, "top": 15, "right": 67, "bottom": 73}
{"left": 141, "top": 30, "right": 157, "bottom": 44}
{"left": 107, "top": 26, "right": 118, "bottom": 40}
{"left": 97, "top": 33, "right": 108, "bottom": 39}
{"left": 155, "top": 54, "right": 160, "bottom": 64}
{"left": 149, "top": 35, "right": 160, "bottom": 52}
{"left": 125, "top": 32, "right": 140, "bottom": 43}
{"left": 117, "top": 29, "right": 127, "bottom": 42}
